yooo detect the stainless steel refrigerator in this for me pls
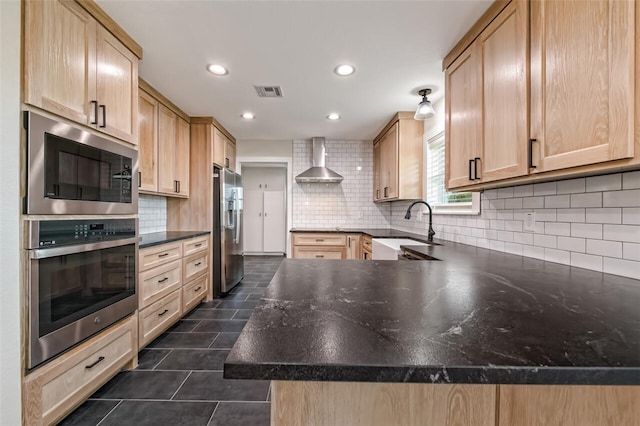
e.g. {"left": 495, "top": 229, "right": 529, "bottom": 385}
{"left": 213, "top": 167, "right": 244, "bottom": 294}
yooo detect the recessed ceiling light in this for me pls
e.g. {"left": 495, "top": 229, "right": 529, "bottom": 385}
{"left": 327, "top": 113, "right": 341, "bottom": 120}
{"left": 241, "top": 112, "right": 255, "bottom": 119}
{"left": 207, "top": 64, "right": 228, "bottom": 75}
{"left": 334, "top": 64, "right": 356, "bottom": 76}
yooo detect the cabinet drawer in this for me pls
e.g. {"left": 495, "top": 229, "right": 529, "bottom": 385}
{"left": 183, "top": 274, "right": 208, "bottom": 314}
{"left": 139, "top": 290, "right": 182, "bottom": 349}
{"left": 23, "top": 316, "right": 137, "bottom": 426}
{"left": 362, "top": 236, "right": 372, "bottom": 251}
{"left": 183, "top": 252, "right": 208, "bottom": 283}
{"left": 293, "top": 233, "right": 347, "bottom": 246}
{"left": 293, "top": 247, "right": 346, "bottom": 260}
{"left": 139, "top": 260, "right": 182, "bottom": 309}
{"left": 139, "top": 242, "right": 182, "bottom": 271}
{"left": 183, "top": 235, "right": 209, "bottom": 257}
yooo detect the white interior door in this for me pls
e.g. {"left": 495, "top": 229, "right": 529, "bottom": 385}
{"left": 243, "top": 189, "right": 264, "bottom": 253}
{"left": 263, "top": 191, "right": 285, "bottom": 253}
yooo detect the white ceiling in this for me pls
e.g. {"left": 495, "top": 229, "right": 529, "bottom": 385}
{"left": 97, "top": 0, "right": 492, "bottom": 141}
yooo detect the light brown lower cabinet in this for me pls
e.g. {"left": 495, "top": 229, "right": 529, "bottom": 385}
{"left": 361, "top": 235, "right": 372, "bottom": 260}
{"left": 271, "top": 381, "right": 640, "bottom": 426}
{"left": 23, "top": 315, "right": 138, "bottom": 426}
{"left": 137, "top": 235, "right": 210, "bottom": 349}
{"left": 291, "top": 233, "right": 348, "bottom": 260}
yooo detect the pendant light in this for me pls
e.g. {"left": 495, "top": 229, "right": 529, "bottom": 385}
{"left": 414, "top": 88, "right": 435, "bottom": 120}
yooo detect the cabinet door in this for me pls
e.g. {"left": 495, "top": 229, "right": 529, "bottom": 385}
{"left": 138, "top": 90, "right": 158, "bottom": 192}
{"left": 530, "top": 0, "right": 635, "bottom": 173}
{"left": 96, "top": 26, "right": 138, "bottom": 144}
{"left": 157, "top": 104, "right": 177, "bottom": 194}
{"left": 381, "top": 123, "right": 399, "bottom": 200}
{"left": 263, "top": 191, "right": 286, "bottom": 253}
{"left": 346, "top": 234, "right": 361, "bottom": 260}
{"left": 243, "top": 190, "right": 264, "bottom": 253}
{"left": 445, "top": 43, "right": 482, "bottom": 189}
{"left": 478, "top": 1, "right": 528, "bottom": 183}
{"left": 24, "top": 0, "right": 97, "bottom": 126}
{"left": 213, "top": 129, "right": 226, "bottom": 167}
{"left": 373, "top": 141, "right": 382, "bottom": 201}
{"left": 225, "top": 139, "right": 236, "bottom": 170}
{"left": 175, "top": 117, "right": 190, "bottom": 197}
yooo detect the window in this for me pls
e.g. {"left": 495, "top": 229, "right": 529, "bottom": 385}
{"left": 425, "top": 131, "right": 480, "bottom": 214}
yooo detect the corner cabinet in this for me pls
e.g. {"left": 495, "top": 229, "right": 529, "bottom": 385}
{"left": 138, "top": 80, "right": 190, "bottom": 198}
{"left": 24, "top": 0, "right": 140, "bottom": 145}
{"left": 213, "top": 128, "right": 237, "bottom": 171}
{"left": 373, "top": 112, "right": 423, "bottom": 202}
{"left": 444, "top": 0, "right": 639, "bottom": 191}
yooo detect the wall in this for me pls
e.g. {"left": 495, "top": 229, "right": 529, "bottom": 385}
{"left": 0, "top": 0, "right": 23, "bottom": 422}
{"left": 236, "top": 139, "right": 293, "bottom": 158}
{"left": 391, "top": 171, "right": 640, "bottom": 280}
{"left": 139, "top": 194, "right": 167, "bottom": 233}
{"left": 293, "top": 139, "right": 391, "bottom": 229}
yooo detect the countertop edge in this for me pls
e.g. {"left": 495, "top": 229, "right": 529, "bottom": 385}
{"left": 140, "top": 231, "right": 211, "bottom": 248}
{"left": 223, "top": 362, "right": 640, "bottom": 385}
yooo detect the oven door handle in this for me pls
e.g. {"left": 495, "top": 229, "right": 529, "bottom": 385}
{"left": 29, "top": 237, "right": 140, "bottom": 259}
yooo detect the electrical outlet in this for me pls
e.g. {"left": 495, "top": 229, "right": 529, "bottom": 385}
{"left": 524, "top": 212, "right": 536, "bottom": 232}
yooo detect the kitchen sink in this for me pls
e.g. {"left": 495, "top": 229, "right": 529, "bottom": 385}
{"left": 371, "top": 238, "right": 430, "bottom": 260}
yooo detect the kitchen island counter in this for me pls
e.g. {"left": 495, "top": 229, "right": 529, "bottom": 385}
{"left": 226, "top": 240, "right": 640, "bottom": 385}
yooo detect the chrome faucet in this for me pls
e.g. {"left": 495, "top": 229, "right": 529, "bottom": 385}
{"left": 404, "top": 201, "right": 435, "bottom": 243}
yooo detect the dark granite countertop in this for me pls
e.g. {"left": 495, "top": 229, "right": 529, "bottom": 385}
{"left": 290, "top": 227, "right": 439, "bottom": 242}
{"left": 225, "top": 240, "right": 640, "bottom": 385}
{"left": 140, "top": 231, "right": 210, "bottom": 248}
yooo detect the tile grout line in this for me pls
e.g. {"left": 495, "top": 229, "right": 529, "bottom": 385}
{"left": 206, "top": 401, "right": 221, "bottom": 426}
{"left": 170, "top": 370, "right": 193, "bottom": 401}
{"left": 208, "top": 332, "right": 222, "bottom": 349}
{"left": 151, "top": 348, "right": 174, "bottom": 370}
{"left": 95, "top": 399, "right": 123, "bottom": 426}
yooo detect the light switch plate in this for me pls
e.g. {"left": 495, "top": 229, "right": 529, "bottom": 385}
{"left": 524, "top": 212, "right": 536, "bottom": 232}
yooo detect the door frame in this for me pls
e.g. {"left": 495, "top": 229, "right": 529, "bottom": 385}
{"left": 239, "top": 158, "right": 292, "bottom": 257}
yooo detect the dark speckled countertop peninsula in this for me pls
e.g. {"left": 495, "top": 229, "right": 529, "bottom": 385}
{"left": 225, "top": 234, "right": 640, "bottom": 385}
{"left": 140, "top": 230, "right": 210, "bottom": 248}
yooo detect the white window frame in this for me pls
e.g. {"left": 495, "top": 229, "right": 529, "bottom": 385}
{"left": 424, "top": 131, "right": 480, "bottom": 215}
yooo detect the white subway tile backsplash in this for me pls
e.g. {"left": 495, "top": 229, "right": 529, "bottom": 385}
{"left": 556, "top": 178, "right": 585, "bottom": 194}
{"left": 603, "top": 224, "right": 640, "bottom": 243}
{"left": 570, "top": 192, "right": 602, "bottom": 208}
{"left": 545, "top": 222, "right": 570, "bottom": 236}
{"left": 571, "top": 223, "right": 602, "bottom": 239}
{"left": 544, "top": 248, "right": 571, "bottom": 265}
{"left": 571, "top": 253, "right": 603, "bottom": 272}
{"left": 139, "top": 194, "right": 167, "bottom": 234}
{"left": 603, "top": 258, "right": 640, "bottom": 280}
{"left": 545, "top": 195, "right": 570, "bottom": 208}
{"left": 557, "top": 236, "right": 585, "bottom": 253}
{"left": 533, "top": 182, "right": 557, "bottom": 196}
{"left": 585, "top": 208, "right": 621, "bottom": 224}
{"left": 603, "top": 189, "right": 640, "bottom": 208}
{"left": 556, "top": 208, "right": 585, "bottom": 223}
{"left": 586, "top": 239, "right": 622, "bottom": 258}
{"left": 385, "top": 171, "right": 639, "bottom": 280}
{"left": 523, "top": 197, "right": 545, "bottom": 209}
{"left": 586, "top": 174, "right": 621, "bottom": 192}
{"left": 623, "top": 242, "right": 640, "bottom": 261}
{"left": 622, "top": 171, "right": 640, "bottom": 189}
{"left": 622, "top": 208, "right": 640, "bottom": 225}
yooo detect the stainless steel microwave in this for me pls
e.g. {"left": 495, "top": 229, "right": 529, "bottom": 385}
{"left": 25, "top": 112, "right": 138, "bottom": 215}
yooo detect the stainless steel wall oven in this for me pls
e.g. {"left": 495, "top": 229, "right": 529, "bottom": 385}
{"left": 25, "top": 111, "right": 138, "bottom": 215}
{"left": 26, "top": 219, "right": 138, "bottom": 369}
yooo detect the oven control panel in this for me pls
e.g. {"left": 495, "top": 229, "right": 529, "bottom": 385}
{"left": 32, "top": 219, "right": 136, "bottom": 248}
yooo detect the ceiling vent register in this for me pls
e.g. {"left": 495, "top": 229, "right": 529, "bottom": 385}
{"left": 255, "top": 86, "right": 283, "bottom": 97}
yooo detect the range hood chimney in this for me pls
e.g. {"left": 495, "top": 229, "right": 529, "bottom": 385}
{"left": 295, "top": 137, "right": 344, "bottom": 183}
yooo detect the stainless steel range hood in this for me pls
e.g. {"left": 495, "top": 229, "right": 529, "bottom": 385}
{"left": 295, "top": 137, "right": 344, "bottom": 183}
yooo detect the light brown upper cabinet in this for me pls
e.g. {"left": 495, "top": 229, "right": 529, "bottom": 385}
{"left": 24, "top": 0, "right": 140, "bottom": 145}
{"left": 138, "top": 81, "right": 190, "bottom": 198}
{"left": 446, "top": 0, "right": 528, "bottom": 189}
{"left": 213, "top": 128, "right": 237, "bottom": 171}
{"left": 373, "top": 112, "right": 423, "bottom": 202}
{"left": 444, "top": 0, "right": 638, "bottom": 191}
{"left": 529, "top": 0, "right": 635, "bottom": 173}
{"left": 138, "top": 90, "right": 159, "bottom": 192}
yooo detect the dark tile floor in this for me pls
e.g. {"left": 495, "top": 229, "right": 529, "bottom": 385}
{"left": 61, "top": 255, "right": 284, "bottom": 426}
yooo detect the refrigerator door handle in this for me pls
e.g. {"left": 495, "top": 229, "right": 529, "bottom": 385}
{"left": 234, "top": 190, "right": 241, "bottom": 244}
